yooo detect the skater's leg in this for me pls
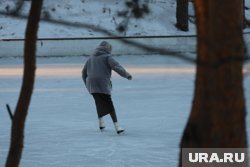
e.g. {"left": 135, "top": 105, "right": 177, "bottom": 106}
{"left": 92, "top": 93, "right": 102, "bottom": 118}
{"left": 106, "top": 95, "right": 125, "bottom": 134}
{"left": 92, "top": 93, "right": 124, "bottom": 134}
{"left": 110, "top": 111, "right": 118, "bottom": 123}
{"left": 104, "top": 95, "right": 118, "bottom": 123}
{"left": 92, "top": 93, "right": 106, "bottom": 130}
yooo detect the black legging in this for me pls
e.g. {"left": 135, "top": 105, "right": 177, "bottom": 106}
{"left": 92, "top": 93, "right": 118, "bottom": 122}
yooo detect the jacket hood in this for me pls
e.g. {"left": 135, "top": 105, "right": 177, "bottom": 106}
{"left": 94, "top": 41, "right": 112, "bottom": 56}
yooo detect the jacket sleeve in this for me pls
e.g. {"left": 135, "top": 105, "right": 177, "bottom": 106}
{"left": 82, "top": 60, "right": 88, "bottom": 85}
{"left": 108, "top": 56, "right": 131, "bottom": 79}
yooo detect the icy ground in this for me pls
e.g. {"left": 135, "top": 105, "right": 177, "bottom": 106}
{"left": 0, "top": 55, "right": 250, "bottom": 167}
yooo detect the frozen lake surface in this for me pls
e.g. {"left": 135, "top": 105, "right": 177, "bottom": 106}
{"left": 0, "top": 55, "right": 249, "bottom": 167}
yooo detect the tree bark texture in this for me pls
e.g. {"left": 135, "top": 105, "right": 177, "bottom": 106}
{"left": 243, "top": 0, "right": 246, "bottom": 28}
{"left": 180, "top": 0, "right": 248, "bottom": 153}
{"left": 176, "top": 0, "right": 189, "bottom": 31}
{"left": 5, "top": 0, "right": 43, "bottom": 167}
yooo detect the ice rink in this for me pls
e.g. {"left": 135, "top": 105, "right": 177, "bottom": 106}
{"left": 0, "top": 55, "right": 249, "bottom": 167}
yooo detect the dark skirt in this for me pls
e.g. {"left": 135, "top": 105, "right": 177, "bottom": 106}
{"left": 92, "top": 93, "right": 115, "bottom": 118}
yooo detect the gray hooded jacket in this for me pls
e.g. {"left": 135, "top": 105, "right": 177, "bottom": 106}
{"left": 82, "top": 41, "right": 131, "bottom": 95}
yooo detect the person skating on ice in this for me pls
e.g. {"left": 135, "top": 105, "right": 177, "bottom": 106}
{"left": 82, "top": 41, "right": 132, "bottom": 134}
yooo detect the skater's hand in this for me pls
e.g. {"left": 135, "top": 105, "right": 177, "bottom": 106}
{"left": 128, "top": 75, "right": 132, "bottom": 80}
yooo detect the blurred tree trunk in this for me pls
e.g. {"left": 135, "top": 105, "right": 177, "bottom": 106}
{"left": 179, "top": 0, "right": 248, "bottom": 165}
{"left": 5, "top": 0, "right": 43, "bottom": 167}
{"left": 243, "top": 0, "right": 248, "bottom": 28}
{"left": 176, "top": 0, "right": 189, "bottom": 31}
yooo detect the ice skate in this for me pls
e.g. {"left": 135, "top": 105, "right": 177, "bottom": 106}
{"left": 99, "top": 117, "right": 105, "bottom": 130}
{"left": 114, "top": 122, "right": 125, "bottom": 134}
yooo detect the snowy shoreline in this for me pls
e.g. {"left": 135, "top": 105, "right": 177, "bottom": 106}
{"left": 1, "top": 33, "right": 250, "bottom": 57}
{"left": 0, "top": 35, "right": 197, "bottom": 57}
